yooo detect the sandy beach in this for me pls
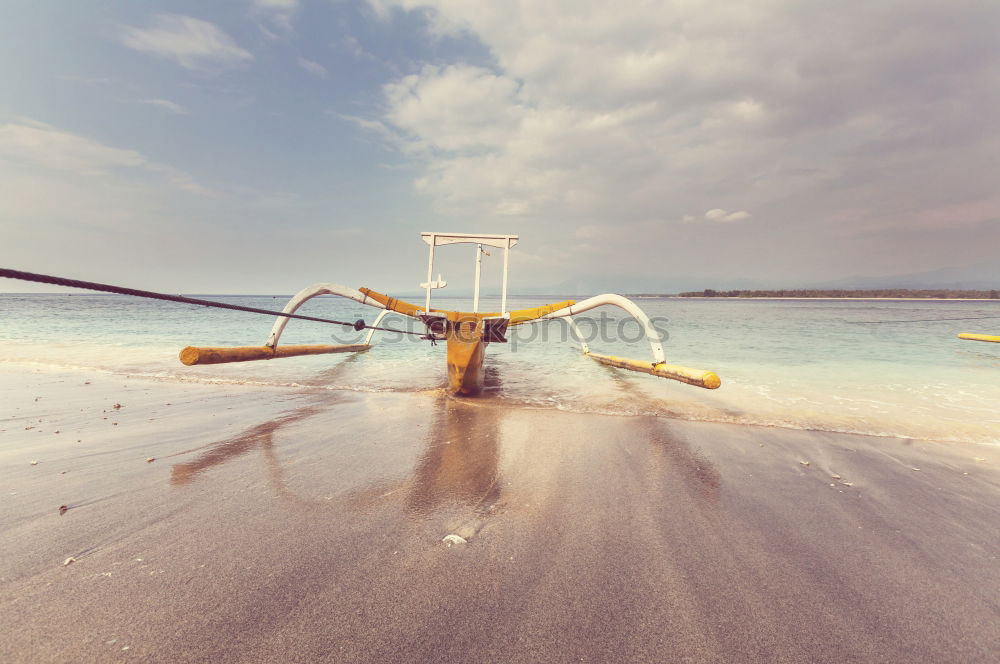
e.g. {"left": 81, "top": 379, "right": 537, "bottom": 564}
{"left": 2, "top": 365, "right": 999, "bottom": 663}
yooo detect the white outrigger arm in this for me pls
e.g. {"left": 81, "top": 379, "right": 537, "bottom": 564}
{"left": 262, "top": 282, "right": 414, "bottom": 348}
{"left": 517, "top": 294, "right": 721, "bottom": 390}
{"left": 264, "top": 283, "right": 386, "bottom": 348}
{"left": 178, "top": 283, "right": 385, "bottom": 366}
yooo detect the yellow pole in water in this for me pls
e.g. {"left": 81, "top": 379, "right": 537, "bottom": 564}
{"left": 587, "top": 352, "right": 722, "bottom": 389}
{"left": 179, "top": 344, "right": 370, "bottom": 365}
{"left": 958, "top": 333, "right": 1000, "bottom": 343}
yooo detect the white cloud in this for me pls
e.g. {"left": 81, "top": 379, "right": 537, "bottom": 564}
{"left": 703, "top": 209, "right": 751, "bottom": 223}
{"left": 383, "top": 65, "right": 525, "bottom": 152}
{"left": 251, "top": 0, "right": 299, "bottom": 38}
{"left": 0, "top": 121, "right": 212, "bottom": 195}
{"left": 358, "top": 3, "right": 784, "bottom": 225}
{"left": 59, "top": 75, "right": 114, "bottom": 85}
{"left": 360, "top": 0, "right": 1000, "bottom": 279}
{"left": 298, "top": 57, "right": 329, "bottom": 78}
{"left": 342, "top": 36, "right": 380, "bottom": 64}
{"left": 120, "top": 14, "right": 253, "bottom": 70}
{"left": 0, "top": 121, "right": 230, "bottom": 260}
{"left": 0, "top": 122, "right": 146, "bottom": 174}
{"left": 136, "top": 98, "right": 187, "bottom": 114}
{"left": 335, "top": 113, "right": 396, "bottom": 142}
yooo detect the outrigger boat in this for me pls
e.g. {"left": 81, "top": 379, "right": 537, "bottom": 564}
{"left": 179, "top": 232, "right": 721, "bottom": 395}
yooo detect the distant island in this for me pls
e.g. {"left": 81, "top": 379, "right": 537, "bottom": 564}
{"left": 673, "top": 289, "right": 1000, "bottom": 299}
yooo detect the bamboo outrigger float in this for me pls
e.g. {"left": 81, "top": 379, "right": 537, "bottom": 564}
{"left": 958, "top": 333, "right": 1000, "bottom": 343}
{"left": 180, "top": 232, "right": 721, "bottom": 395}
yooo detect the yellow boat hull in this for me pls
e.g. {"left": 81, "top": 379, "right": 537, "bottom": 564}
{"left": 446, "top": 326, "right": 487, "bottom": 396}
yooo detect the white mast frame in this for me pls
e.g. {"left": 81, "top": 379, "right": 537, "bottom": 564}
{"left": 420, "top": 232, "right": 519, "bottom": 314}
{"left": 473, "top": 244, "right": 483, "bottom": 313}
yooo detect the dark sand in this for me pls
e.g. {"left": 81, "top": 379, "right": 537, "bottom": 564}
{"left": 2, "top": 367, "right": 999, "bottom": 663}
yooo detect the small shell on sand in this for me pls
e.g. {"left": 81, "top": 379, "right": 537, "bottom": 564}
{"left": 799, "top": 461, "right": 810, "bottom": 466}
{"left": 63, "top": 557, "right": 76, "bottom": 566}
{"left": 442, "top": 534, "right": 467, "bottom": 546}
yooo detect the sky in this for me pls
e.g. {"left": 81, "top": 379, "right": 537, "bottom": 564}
{"left": 1, "top": 0, "right": 998, "bottom": 294}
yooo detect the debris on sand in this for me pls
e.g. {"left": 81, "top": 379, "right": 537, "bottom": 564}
{"left": 59, "top": 505, "right": 69, "bottom": 515}
{"left": 799, "top": 460, "right": 810, "bottom": 467}
{"left": 63, "top": 557, "right": 76, "bottom": 566}
{"left": 146, "top": 457, "right": 155, "bottom": 463}
{"left": 442, "top": 534, "right": 467, "bottom": 546}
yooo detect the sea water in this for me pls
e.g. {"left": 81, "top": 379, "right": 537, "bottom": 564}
{"left": 2, "top": 293, "right": 998, "bottom": 445}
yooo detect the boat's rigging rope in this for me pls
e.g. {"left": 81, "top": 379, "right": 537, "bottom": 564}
{"left": 0, "top": 267, "right": 427, "bottom": 337}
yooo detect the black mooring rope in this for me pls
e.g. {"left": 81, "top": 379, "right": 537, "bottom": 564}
{"left": 0, "top": 267, "right": 426, "bottom": 337}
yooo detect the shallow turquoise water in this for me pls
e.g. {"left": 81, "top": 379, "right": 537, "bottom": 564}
{"left": 2, "top": 293, "right": 999, "bottom": 444}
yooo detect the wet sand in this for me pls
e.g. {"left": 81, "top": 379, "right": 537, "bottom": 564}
{"left": 2, "top": 366, "right": 1000, "bottom": 663}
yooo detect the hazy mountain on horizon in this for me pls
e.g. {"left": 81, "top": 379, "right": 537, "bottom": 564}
{"left": 803, "top": 260, "right": 1000, "bottom": 291}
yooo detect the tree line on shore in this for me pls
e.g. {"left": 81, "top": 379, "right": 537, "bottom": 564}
{"left": 672, "top": 289, "right": 1000, "bottom": 299}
